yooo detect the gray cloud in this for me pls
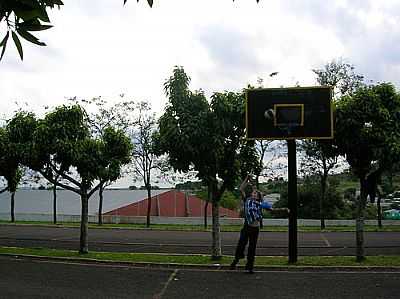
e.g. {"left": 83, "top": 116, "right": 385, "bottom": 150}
{"left": 280, "top": 0, "right": 400, "bottom": 86}
{"left": 282, "top": 0, "right": 366, "bottom": 41}
{"left": 349, "top": 26, "right": 400, "bottom": 85}
{"left": 198, "top": 25, "right": 262, "bottom": 72}
{"left": 196, "top": 24, "right": 276, "bottom": 90}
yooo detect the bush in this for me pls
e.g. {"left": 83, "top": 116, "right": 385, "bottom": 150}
{"left": 274, "top": 178, "right": 344, "bottom": 219}
{"left": 195, "top": 190, "right": 240, "bottom": 210}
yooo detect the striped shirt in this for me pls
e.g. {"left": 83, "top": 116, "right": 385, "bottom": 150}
{"left": 244, "top": 198, "right": 272, "bottom": 227}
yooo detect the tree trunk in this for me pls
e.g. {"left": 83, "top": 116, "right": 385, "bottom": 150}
{"left": 53, "top": 183, "right": 57, "bottom": 224}
{"left": 156, "top": 195, "right": 160, "bottom": 216}
{"left": 79, "top": 192, "right": 89, "bottom": 254}
{"left": 388, "top": 169, "right": 394, "bottom": 192}
{"left": 204, "top": 186, "right": 211, "bottom": 229}
{"left": 184, "top": 191, "right": 189, "bottom": 217}
{"left": 211, "top": 198, "right": 222, "bottom": 260}
{"left": 356, "top": 177, "right": 368, "bottom": 262}
{"left": 204, "top": 201, "right": 209, "bottom": 229}
{"left": 10, "top": 192, "right": 15, "bottom": 223}
{"left": 98, "top": 182, "right": 104, "bottom": 226}
{"left": 146, "top": 186, "right": 152, "bottom": 228}
{"left": 377, "top": 194, "right": 382, "bottom": 229}
{"left": 320, "top": 173, "right": 327, "bottom": 230}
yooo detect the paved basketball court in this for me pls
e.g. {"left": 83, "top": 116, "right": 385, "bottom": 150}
{"left": 1, "top": 256, "right": 399, "bottom": 299}
{"left": 1, "top": 225, "right": 399, "bottom": 256}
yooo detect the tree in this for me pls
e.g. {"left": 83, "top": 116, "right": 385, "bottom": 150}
{"left": 237, "top": 140, "right": 261, "bottom": 185}
{"left": 300, "top": 140, "right": 340, "bottom": 229}
{"left": 335, "top": 83, "right": 400, "bottom": 261}
{"left": 196, "top": 189, "right": 240, "bottom": 210}
{"left": 40, "top": 172, "right": 62, "bottom": 224}
{"left": 130, "top": 101, "right": 165, "bottom": 227}
{"left": 174, "top": 176, "right": 209, "bottom": 228}
{"left": 312, "top": 58, "right": 365, "bottom": 99}
{"left": 0, "top": 126, "right": 23, "bottom": 222}
{"left": 275, "top": 175, "right": 344, "bottom": 219}
{"left": 253, "top": 141, "right": 272, "bottom": 187}
{"left": 158, "top": 67, "right": 258, "bottom": 259}
{"left": 302, "top": 59, "right": 365, "bottom": 229}
{"left": 0, "top": 127, "right": 9, "bottom": 194}
{"left": 7, "top": 105, "right": 132, "bottom": 253}
{"left": 69, "top": 96, "right": 136, "bottom": 225}
{"left": 23, "top": 167, "right": 63, "bottom": 224}
{"left": 6, "top": 167, "right": 23, "bottom": 223}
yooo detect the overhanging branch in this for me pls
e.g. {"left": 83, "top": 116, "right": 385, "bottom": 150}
{"left": 50, "top": 164, "right": 81, "bottom": 188}
{"left": 88, "top": 180, "right": 105, "bottom": 198}
{"left": 39, "top": 170, "right": 80, "bottom": 194}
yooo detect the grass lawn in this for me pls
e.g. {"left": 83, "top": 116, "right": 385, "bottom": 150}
{"left": 1, "top": 220, "right": 400, "bottom": 232}
{"left": 1, "top": 246, "right": 399, "bottom": 267}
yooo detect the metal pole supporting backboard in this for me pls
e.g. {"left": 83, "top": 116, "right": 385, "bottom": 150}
{"left": 287, "top": 140, "right": 298, "bottom": 263}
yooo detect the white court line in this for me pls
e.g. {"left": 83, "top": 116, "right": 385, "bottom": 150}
{"left": 153, "top": 269, "right": 179, "bottom": 299}
{"left": 5, "top": 257, "right": 400, "bottom": 275}
{"left": 320, "top": 233, "right": 331, "bottom": 247}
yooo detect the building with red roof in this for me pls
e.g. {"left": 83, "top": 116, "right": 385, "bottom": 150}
{"left": 104, "top": 190, "right": 239, "bottom": 218}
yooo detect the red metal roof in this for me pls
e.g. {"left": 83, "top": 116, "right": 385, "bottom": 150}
{"left": 104, "top": 190, "right": 239, "bottom": 218}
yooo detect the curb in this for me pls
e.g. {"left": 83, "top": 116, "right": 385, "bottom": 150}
{"left": 2, "top": 253, "right": 400, "bottom": 272}
{"left": 0, "top": 223, "right": 211, "bottom": 232}
{"left": 2, "top": 223, "right": 399, "bottom": 233}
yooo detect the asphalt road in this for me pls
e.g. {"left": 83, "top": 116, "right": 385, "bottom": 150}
{"left": 1, "top": 256, "right": 399, "bottom": 299}
{"left": 1, "top": 225, "right": 400, "bottom": 256}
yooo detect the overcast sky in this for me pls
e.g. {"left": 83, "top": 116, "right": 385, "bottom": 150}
{"left": 1, "top": 0, "right": 399, "bottom": 117}
{"left": 1, "top": 0, "right": 399, "bottom": 187}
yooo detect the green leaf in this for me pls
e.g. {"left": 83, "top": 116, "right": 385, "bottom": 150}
{"left": 17, "top": 29, "right": 46, "bottom": 46}
{"left": 18, "top": 21, "right": 53, "bottom": 31}
{"left": 12, "top": 31, "right": 23, "bottom": 60}
{"left": 37, "top": 6, "right": 50, "bottom": 23}
{"left": 50, "top": 0, "right": 64, "bottom": 5}
{"left": 0, "top": 32, "right": 9, "bottom": 47}
{"left": 14, "top": 9, "right": 41, "bottom": 22}
{"left": 0, "top": 32, "right": 10, "bottom": 61}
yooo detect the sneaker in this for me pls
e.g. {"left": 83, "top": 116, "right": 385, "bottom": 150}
{"left": 245, "top": 264, "right": 254, "bottom": 274}
{"left": 230, "top": 259, "right": 239, "bottom": 270}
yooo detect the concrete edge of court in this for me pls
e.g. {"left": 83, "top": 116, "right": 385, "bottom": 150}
{"left": 1, "top": 253, "right": 400, "bottom": 272}
{"left": 1, "top": 215, "right": 400, "bottom": 226}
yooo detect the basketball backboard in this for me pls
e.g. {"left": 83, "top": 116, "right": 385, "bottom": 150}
{"left": 246, "top": 86, "right": 333, "bottom": 140}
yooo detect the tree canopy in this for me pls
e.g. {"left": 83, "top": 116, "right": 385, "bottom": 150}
{"left": 158, "top": 67, "right": 257, "bottom": 195}
{"left": 312, "top": 58, "right": 365, "bottom": 99}
{"left": 335, "top": 82, "right": 400, "bottom": 260}
{"left": 158, "top": 66, "right": 258, "bottom": 258}
{"left": 336, "top": 83, "right": 400, "bottom": 178}
{"left": 0, "top": 126, "right": 23, "bottom": 194}
{"left": 7, "top": 105, "right": 132, "bottom": 253}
